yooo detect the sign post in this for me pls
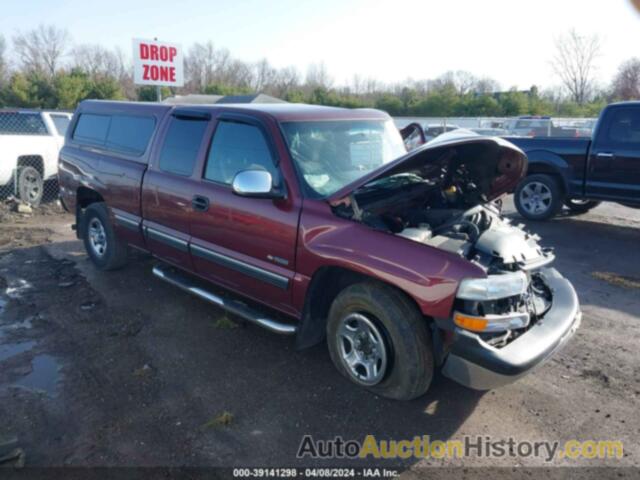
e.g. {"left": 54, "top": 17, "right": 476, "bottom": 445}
{"left": 132, "top": 38, "right": 184, "bottom": 101}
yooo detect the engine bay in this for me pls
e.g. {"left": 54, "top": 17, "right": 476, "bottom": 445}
{"left": 331, "top": 160, "right": 556, "bottom": 348}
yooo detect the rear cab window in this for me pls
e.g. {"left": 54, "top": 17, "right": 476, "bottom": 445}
{"left": 599, "top": 107, "right": 640, "bottom": 148}
{"left": 72, "top": 113, "right": 156, "bottom": 158}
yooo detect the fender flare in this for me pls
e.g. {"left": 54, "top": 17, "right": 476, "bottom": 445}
{"left": 522, "top": 150, "right": 571, "bottom": 193}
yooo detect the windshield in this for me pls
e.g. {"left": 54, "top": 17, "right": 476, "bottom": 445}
{"left": 282, "top": 119, "right": 406, "bottom": 197}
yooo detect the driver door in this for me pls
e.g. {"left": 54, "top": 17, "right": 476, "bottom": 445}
{"left": 189, "top": 114, "right": 301, "bottom": 315}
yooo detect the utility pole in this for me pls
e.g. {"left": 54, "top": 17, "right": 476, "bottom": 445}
{"left": 154, "top": 37, "right": 161, "bottom": 102}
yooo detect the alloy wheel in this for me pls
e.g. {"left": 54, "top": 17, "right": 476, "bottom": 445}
{"left": 519, "top": 181, "right": 553, "bottom": 215}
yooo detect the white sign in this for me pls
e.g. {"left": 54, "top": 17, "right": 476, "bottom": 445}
{"left": 132, "top": 38, "right": 184, "bottom": 87}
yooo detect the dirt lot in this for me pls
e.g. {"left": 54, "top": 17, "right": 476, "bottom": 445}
{"left": 0, "top": 198, "right": 639, "bottom": 475}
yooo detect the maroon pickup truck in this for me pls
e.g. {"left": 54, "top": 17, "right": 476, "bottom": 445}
{"left": 58, "top": 100, "right": 581, "bottom": 400}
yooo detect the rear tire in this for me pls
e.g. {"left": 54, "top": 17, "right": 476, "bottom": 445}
{"left": 327, "top": 282, "right": 433, "bottom": 400}
{"left": 514, "top": 174, "right": 564, "bottom": 220}
{"left": 17, "top": 166, "right": 43, "bottom": 206}
{"left": 564, "top": 199, "right": 601, "bottom": 214}
{"left": 82, "top": 203, "right": 128, "bottom": 271}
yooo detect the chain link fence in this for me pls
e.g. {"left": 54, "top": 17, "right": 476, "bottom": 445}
{"left": 0, "top": 109, "right": 71, "bottom": 212}
{"left": 1, "top": 166, "right": 61, "bottom": 204}
{"left": 393, "top": 116, "right": 597, "bottom": 138}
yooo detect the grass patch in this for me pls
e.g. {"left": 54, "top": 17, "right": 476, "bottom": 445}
{"left": 202, "top": 411, "right": 234, "bottom": 430}
{"left": 132, "top": 364, "right": 153, "bottom": 377}
{"left": 214, "top": 315, "right": 238, "bottom": 329}
{"left": 592, "top": 271, "right": 640, "bottom": 290}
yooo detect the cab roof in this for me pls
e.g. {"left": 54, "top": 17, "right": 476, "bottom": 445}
{"left": 78, "top": 100, "right": 390, "bottom": 123}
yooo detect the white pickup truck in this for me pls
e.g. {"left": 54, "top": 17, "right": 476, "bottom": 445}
{"left": 0, "top": 110, "right": 72, "bottom": 205}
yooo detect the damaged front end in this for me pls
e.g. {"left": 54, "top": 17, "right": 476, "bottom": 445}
{"left": 329, "top": 134, "right": 581, "bottom": 389}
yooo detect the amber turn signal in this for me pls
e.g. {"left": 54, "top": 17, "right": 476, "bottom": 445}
{"left": 453, "top": 312, "right": 488, "bottom": 332}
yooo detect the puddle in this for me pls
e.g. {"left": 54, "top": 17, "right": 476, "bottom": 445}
{"left": 0, "top": 340, "right": 36, "bottom": 362}
{"left": 0, "top": 316, "right": 35, "bottom": 344}
{"left": 1, "top": 317, "right": 34, "bottom": 333}
{"left": 14, "top": 354, "right": 60, "bottom": 396}
{"left": 5, "top": 279, "right": 32, "bottom": 299}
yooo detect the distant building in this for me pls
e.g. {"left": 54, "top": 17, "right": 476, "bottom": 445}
{"left": 162, "top": 93, "right": 286, "bottom": 105}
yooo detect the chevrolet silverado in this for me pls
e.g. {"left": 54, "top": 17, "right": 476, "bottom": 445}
{"left": 58, "top": 100, "right": 581, "bottom": 400}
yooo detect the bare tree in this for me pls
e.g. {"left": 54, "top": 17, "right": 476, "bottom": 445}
{"left": 271, "top": 66, "right": 300, "bottom": 97}
{"left": 551, "top": 29, "right": 601, "bottom": 104}
{"left": 13, "top": 25, "right": 70, "bottom": 77}
{"left": 612, "top": 58, "right": 640, "bottom": 100}
{"left": 0, "top": 35, "right": 7, "bottom": 84}
{"left": 72, "top": 44, "right": 121, "bottom": 78}
{"left": 349, "top": 75, "right": 380, "bottom": 96}
{"left": 184, "top": 41, "right": 255, "bottom": 92}
{"left": 474, "top": 77, "right": 500, "bottom": 95}
{"left": 305, "top": 62, "right": 333, "bottom": 89}
{"left": 253, "top": 58, "right": 277, "bottom": 92}
{"left": 430, "top": 70, "right": 478, "bottom": 94}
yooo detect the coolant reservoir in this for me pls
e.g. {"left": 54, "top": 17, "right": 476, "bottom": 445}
{"left": 398, "top": 224, "right": 432, "bottom": 243}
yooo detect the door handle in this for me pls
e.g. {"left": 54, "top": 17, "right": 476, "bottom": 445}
{"left": 596, "top": 152, "right": 614, "bottom": 158}
{"left": 192, "top": 195, "right": 210, "bottom": 212}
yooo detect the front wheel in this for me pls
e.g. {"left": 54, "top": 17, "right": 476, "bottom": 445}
{"left": 514, "top": 174, "right": 564, "bottom": 220}
{"left": 82, "top": 203, "right": 128, "bottom": 270}
{"left": 327, "top": 282, "right": 433, "bottom": 400}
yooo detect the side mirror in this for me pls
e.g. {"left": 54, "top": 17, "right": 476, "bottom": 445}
{"left": 231, "top": 169, "right": 284, "bottom": 199}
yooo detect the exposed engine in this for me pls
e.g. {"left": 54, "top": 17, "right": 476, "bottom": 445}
{"left": 331, "top": 169, "right": 556, "bottom": 348}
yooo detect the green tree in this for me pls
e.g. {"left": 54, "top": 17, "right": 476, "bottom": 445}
{"left": 375, "top": 94, "right": 404, "bottom": 115}
{"left": 412, "top": 85, "right": 459, "bottom": 116}
{"left": 283, "top": 89, "right": 307, "bottom": 103}
{"left": 54, "top": 70, "right": 90, "bottom": 109}
{"left": 468, "top": 95, "right": 501, "bottom": 116}
{"left": 498, "top": 90, "right": 528, "bottom": 116}
{"left": 3, "top": 72, "right": 55, "bottom": 108}
{"left": 203, "top": 83, "right": 251, "bottom": 95}
{"left": 137, "top": 85, "right": 171, "bottom": 101}
{"left": 88, "top": 76, "right": 124, "bottom": 100}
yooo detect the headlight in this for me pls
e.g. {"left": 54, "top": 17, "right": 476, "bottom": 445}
{"left": 457, "top": 271, "right": 528, "bottom": 301}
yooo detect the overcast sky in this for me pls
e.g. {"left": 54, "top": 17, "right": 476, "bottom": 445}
{"left": 3, "top": 0, "right": 640, "bottom": 90}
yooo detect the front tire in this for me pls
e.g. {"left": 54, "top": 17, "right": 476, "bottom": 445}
{"left": 327, "top": 282, "right": 433, "bottom": 400}
{"left": 17, "top": 166, "right": 43, "bottom": 206}
{"left": 82, "top": 203, "right": 128, "bottom": 270}
{"left": 515, "top": 174, "right": 564, "bottom": 220}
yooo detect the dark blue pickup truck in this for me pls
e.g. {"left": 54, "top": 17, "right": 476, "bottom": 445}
{"left": 507, "top": 102, "right": 640, "bottom": 220}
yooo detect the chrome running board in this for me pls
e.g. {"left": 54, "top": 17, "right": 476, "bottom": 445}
{"left": 152, "top": 265, "right": 298, "bottom": 335}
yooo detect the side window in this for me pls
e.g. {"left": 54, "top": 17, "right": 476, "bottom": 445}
{"left": 602, "top": 108, "right": 640, "bottom": 147}
{"left": 204, "top": 121, "right": 276, "bottom": 184}
{"left": 73, "top": 114, "right": 155, "bottom": 157}
{"left": 107, "top": 115, "right": 155, "bottom": 156}
{"left": 73, "top": 114, "right": 110, "bottom": 145}
{"left": 158, "top": 117, "right": 208, "bottom": 176}
{"left": 50, "top": 114, "right": 71, "bottom": 136}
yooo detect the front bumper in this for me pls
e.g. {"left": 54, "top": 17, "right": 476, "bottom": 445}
{"left": 441, "top": 268, "right": 581, "bottom": 390}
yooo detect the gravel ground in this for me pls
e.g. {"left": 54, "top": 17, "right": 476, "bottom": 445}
{"left": 0, "top": 198, "right": 638, "bottom": 476}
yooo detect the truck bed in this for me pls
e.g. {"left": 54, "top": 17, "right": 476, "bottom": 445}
{"left": 504, "top": 136, "right": 592, "bottom": 197}
{"left": 505, "top": 136, "right": 591, "bottom": 158}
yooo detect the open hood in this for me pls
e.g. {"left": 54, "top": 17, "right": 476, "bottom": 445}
{"left": 327, "top": 133, "right": 527, "bottom": 203}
